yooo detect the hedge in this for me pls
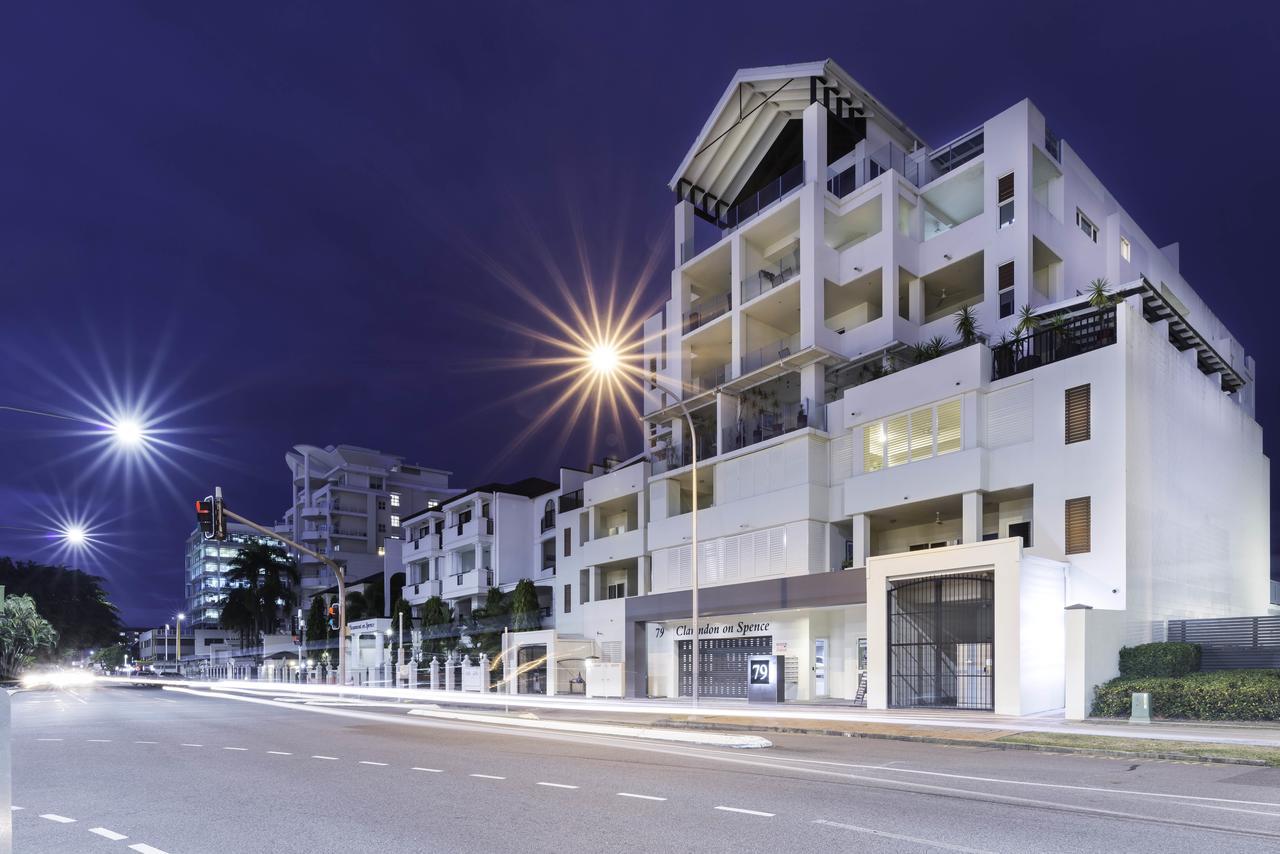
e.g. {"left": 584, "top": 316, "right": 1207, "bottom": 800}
{"left": 1092, "top": 670, "right": 1280, "bottom": 721}
{"left": 1117, "top": 642, "right": 1201, "bottom": 678}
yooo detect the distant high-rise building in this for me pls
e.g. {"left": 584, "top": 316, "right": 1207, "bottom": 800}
{"left": 184, "top": 522, "right": 277, "bottom": 629}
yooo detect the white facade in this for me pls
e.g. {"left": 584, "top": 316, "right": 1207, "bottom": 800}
{"left": 546, "top": 60, "right": 1267, "bottom": 715}
{"left": 184, "top": 522, "right": 277, "bottom": 629}
{"left": 275, "top": 444, "right": 460, "bottom": 606}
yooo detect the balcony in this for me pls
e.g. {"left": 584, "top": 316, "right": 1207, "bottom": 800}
{"left": 447, "top": 517, "right": 494, "bottom": 540}
{"left": 539, "top": 511, "right": 556, "bottom": 533}
{"left": 559, "top": 489, "right": 583, "bottom": 513}
{"left": 444, "top": 568, "right": 495, "bottom": 598}
{"left": 991, "top": 306, "right": 1117, "bottom": 381}
{"left": 741, "top": 247, "right": 800, "bottom": 304}
{"left": 740, "top": 332, "right": 800, "bottom": 376}
{"left": 722, "top": 396, "right": 825, "bottom": 452}
{"left": 683, "top": 291, "right": 731, "bottom": 334}
{"left": 403, "top": 580, "right": 442, "bottom": 605}
{"left": 406, "top": 532, "right": 443, "bottom": 557}
{"left": 714, "top": 163, "right": 804, "bottom": 231}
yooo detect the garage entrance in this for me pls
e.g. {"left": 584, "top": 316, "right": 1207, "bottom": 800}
{"left": 888, "top": 573, "right": 994, "bottom": 710}
{"left": 677, "top": 635, "right": 773, "bottom": 698}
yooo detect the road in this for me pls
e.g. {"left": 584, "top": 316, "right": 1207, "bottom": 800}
{"left": 11, "top": 684, "right": 1280, "bottom": 853}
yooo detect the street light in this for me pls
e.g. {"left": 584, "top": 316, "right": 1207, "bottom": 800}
{"left": 580, "top": 340, "right": 708, "bottom": 708}
{"left": 0, "top": 404, "right": 151, "bottom": 450}
{"left": 176, "top": 613, "right": 185, "bottom": 664}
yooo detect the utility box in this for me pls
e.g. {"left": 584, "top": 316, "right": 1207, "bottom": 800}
{"left": 1129, "top": 692, "right": 1152, "bottom": 724}
{"left": 747, "top": 654, "right": 784, "bottom": 704}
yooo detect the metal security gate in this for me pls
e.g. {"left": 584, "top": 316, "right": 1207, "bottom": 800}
{"left": 677, "top": 636, "right": 772, "bottom": 699}
{"left": 889, "top": 574, "right": 994, "bottom": 710}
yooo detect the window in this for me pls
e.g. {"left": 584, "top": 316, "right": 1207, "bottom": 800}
{"left": 390, "top": 514, "right": 401, "bottom": 528}
{"left": 389, "top": 493, "right": 401, "bottom": 508}
{"left": 377, "top": 499, "right": 386, "bottom": 510}
{"left": 370, "top": 477, "right": 383, "bottom": 490}
{"left": 857, "top": 638, "right": 867, "bottom": 670}
{"left": 1075, "top": 209, "right": 1098, "bottom": 242}
{"left": 1065, "top": 497, "right": 1091, "bottom": 554}
{"left": 862, "top": 399, "right": 962, "bottom": 472}
{"left": 377, "top": 546, "right": 385, "bottom": 557}
{"left": 579, "top": 569, "right": 589, "bottom": 605}
{"left": 377, "top": 523, "right": 386, "bottom": 533}
{"left": 998, "top": 261, "right": 1015, "bottom": 318}
{"left": 563, "top": 528, "right": 571, "bottom": 558}
{"left": 1009, "top": 521, "right": 1031, "bottom": 547}
{"left": 1065, "top": 384, "right": 1091, "bottom": 444}
{"left": 563, "top": 584, "right": 572, "bottom": 614}
{"left": 606, "top": 582, "right": 626, "bottom": 600}
{"left": 1119, "top": 236, "right": 1131, "bottom": 263}
{"left": 997, "top": 172, "right": 1015, "bottom": 228}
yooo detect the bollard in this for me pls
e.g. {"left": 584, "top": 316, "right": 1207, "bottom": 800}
{"left": 1, "top": 688, "right": 10, "bottom": 854}
{"left": 1129, "top": 691, "right": 1152, "bottom": 724}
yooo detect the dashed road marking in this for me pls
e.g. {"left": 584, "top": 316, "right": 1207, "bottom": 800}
{"left": 617, "top": 792, "right": 666, "bottom": 801}
{"left": 129, "top": 844, "right": 172, "bottom": 854}
{"left": 87, "top": 739, "right": 112, "bottom": 743}
{"left": 267, "top": 751, "right": 293, "bottom": 756}
{"left": 36, "top": 738, "right": 63, "bottom": 742}
{"left": 89, "top": 827, "right": 129, "bottom": 841}
{"left": 223, "top": 747, "right": 248, "bottom": 751}
{"left": 715, "top": 806, "right": 774, "bottom": 817}
{"left": 359, "top": 761, "right": 388, "bottom": 766}
{"left": 537, "top": 782, "right": 579, "bottom": 789}
{"left": 10, "top": 806, "right": 23, "bottom": 811}
{"left": 469, "top": 773, "right": 505, "bottom": 780}
{"left": 134, "top": 741, "right": 158, "bottom": 745}
{"left": 180, "top": 743, "right": 203, "bottom": 748}
{"left": 412, "top": 767, "right": 444, "bottom": 773}
{"left": 812, "top": 819, "right": 992, "bottom": 853}
{"left": 312, "top": 755, "right": 339, "bottom": 760}
{"left": 39, "top": 814, "right": 76, "bottom": 823}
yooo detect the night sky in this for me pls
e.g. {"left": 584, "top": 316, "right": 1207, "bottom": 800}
{"left": 2, "top": 2, "right": 1276, "bottom": 627}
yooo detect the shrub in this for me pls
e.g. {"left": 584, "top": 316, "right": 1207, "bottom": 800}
{"left": 1118, "top": 642, "right": 1201, "bottom": 678}
{"left": 1091, "top": 670, "right": 1280, "bottom": 721}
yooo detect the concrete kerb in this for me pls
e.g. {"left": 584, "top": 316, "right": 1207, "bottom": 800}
{"left": 405, "top": 708, "right": 772, "bottom": 749}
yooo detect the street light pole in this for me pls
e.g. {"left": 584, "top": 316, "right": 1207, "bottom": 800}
{"left": 297, "top": 607, "right": 304, "bottom": 674}
{"left": 218, "top": 505, "right": 349, "bottom": 689}
{"left": 164, "top": 623, "right": 170, "bottom": 663}
{"left": 176, "top": 613, "right": 184, "bottom": 666}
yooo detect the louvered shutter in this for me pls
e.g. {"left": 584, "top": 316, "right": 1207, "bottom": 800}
{"left": 998, "top": 173, "right": 1015, "bottom": 204}
{"left": 1065, "top": 497, "right": 1091, "bottom": 554}
{"left": 998, "top": 261, "right": 1014, "bottom": 290}
{"left": 1065, "top": 384, "right": 1091, "bottom": 444}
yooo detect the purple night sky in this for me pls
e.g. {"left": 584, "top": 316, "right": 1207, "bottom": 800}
{"left": 2, "top": 1, "right": 1276, "bottom": 626}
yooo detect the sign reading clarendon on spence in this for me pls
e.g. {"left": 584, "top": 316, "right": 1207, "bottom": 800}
{"left": 653, "top": 620, "right": 772, "bottom": 639}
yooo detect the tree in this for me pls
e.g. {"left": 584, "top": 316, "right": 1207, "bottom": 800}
{"left": 0, "top": 594, "right": 58, "bottom": 678}
{"left": 219, "top": 588, "right": 257, "bottom": 648}
{"left": 345, "top": 590, "right": 369, "bottom": 622}
{"left": 1015, "top": 304, "right": 1040, "bottom": 336}
{"left": 91, "top": 643, "right": 126, "bottom": 670}
{"left": 0, "top": 558, "right": 121, "bottom": 654}
{"left": 420, "top": 595, "right": 453, "bottom": 656}
{"left": 509, "top": 579, "right": 541, "bottom": 631}
{"left": 468, "top": 587, "right": 508, "bottom": 660}
{"left": 226, "top": 542, "right": 300, "bottom": 636}
{"left": 305, "top": 595, "right": 329, "bottom": 660}
{"left": 388, "top": 597, "right": 413, "bottom": 658}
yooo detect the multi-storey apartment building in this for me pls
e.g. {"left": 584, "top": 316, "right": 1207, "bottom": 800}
{"left": 275, "top": 444, "right": 460, "bottom": 606}
{"left": 183, "top": 522, "right": 277, "bottom": 629}
{"left": 557, "top": 59, "right": 1269, "bottom": 716}
{"left": 398, "top": 476, "right": 560, "bottom": 621}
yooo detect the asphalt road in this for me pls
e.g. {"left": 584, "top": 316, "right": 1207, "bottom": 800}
{"left": 10, "top": 685, "right": 1280, "bottom": 853}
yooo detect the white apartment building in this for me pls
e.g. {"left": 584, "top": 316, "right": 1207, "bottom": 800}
{"left": 276, "top": 444, "right": 460, "bottom": 606}
{"left": 184, "top": 522, "right": 278, "bottom": 629}
{"left": 397, "top": 476, "right": 562, "bottom": 620}
{"left": 545, "top": 59, "right": 1267, "bottom": 716}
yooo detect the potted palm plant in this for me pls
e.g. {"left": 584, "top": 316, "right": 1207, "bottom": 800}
{"left": 1087, "top": 277, "right": 1115, "bottom": 309}
{"left": 1014, "top": 305, "right": 1041, "bottom": 371}
{"left": 953, "top": 305, "right": 982, "bottom": 347}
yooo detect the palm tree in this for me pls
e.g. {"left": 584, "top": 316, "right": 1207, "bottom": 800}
{"left": 911, "top": 335, "right": 950, "bottom": 364}
{"left": 1087, "top": 277, "right": 1115, "bottom": 309}
{"left": 953, "top": 305, "right": 982, "bottom": 346}
{"left": 1015, "top": 304, "right": 1040, "bottom": 336}
{"left": 218, "top": 587, "right": 257, "bottom": 648}
{"left": 226, "top": 542, "right": 300, "bottom": 636}
{"left": 0, "top": 594, "right": 57, "bottom": 677}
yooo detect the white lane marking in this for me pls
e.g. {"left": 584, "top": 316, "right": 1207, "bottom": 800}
{"left": 89, "top": 827, "right": 129, "bottom": 841}
{"left": 536, "top": 782, "right": 579, "bottom": 789}
{"left": 715, "top": 806, "right": 774, "bottom": 817}
{"left": 813, "top": 819, "right": 992, "bottom": 853}
{"left": 87, "top": 739, "right": 112, "bottom": 743}
{"left": 412, "top": 767, "right": 443, "bottom": 773}
{"left": 129, "top": 844, "right": 172, "bottom": 854}
{"left": 266, "top": 751, "right": 292, "bottom": 755}
{"left": 10, "top": 806, "right": 23, "bottom": 811}
{"left": 311, "top": 755, "right": 339, "bottom": 760}
{"left": 134, "top": 741, "right": 158, "bottom": 745}
{"left": 223, "top": 747, "right": 248, "bottom": 751}
{"left": 39, "top": 814, "right": 76, "bottom": 823}
{"left": 36, "top": 738, "right": 63, "bottom": 742}
{"left": 617, "top": 792, "right": 666, "bottom": 801}
{"left": 358, "top": 761, "right": 388, "bottom": 766}
{"left": 469, "top": 773, "right": 505, "bottom": 780}
{"left": 180, "top": 743, "right": 203, "bottom": 747}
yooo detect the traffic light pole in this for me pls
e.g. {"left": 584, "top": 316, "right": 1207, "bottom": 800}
{"left": 218, "top": 507, "right": 348, "bottom": 690}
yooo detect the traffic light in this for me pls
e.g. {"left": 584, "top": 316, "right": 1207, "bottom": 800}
{"left": 327, "top": 604, "right": 339, "bottom": 631}
{"left": 195, "top": 491, "right": 228, "bottom": 541}
{"left": 195, "top": 497, "right": 215, "bottom": 539}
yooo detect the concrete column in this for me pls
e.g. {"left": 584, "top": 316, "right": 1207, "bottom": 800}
{"left": 799, "top": 364, "right": 825, "bottom": 415}
{"left": 478, "top": 654, "right": 490, "bottom": 693}
{"left": 674, "top": 200, "right": 695, "bottom": 268}
{"left": 909, "top": 277, "right": 925, "bottom": 326}
{"left": 444, "top": 653, "right": 456, "bottom": 691}
{"left": 428, "top": 657, "right": 439, "bottom": 690}
{"left": 799, "top": 101, "right": 827, "bottom": 350}
{"left": 850, "top": 514, "right": 871, "bottom": 568}
{"left": 715, "top": 391, "right": 738, "bottom": 450}
{"left": 962, "top": 491, "right": 983, "bottom": 544}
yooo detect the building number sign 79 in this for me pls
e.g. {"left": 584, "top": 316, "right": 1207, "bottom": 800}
{"left": 750, "top": 661, "right": 771, "bottom": 684}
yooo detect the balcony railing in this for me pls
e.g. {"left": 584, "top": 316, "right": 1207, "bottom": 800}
{"left": 721, "top": 397, "right": 825, "bottom": 452}
{"left": 559, "top": 489, "right": 583, "bottom": 513}
{"left": 716, "top": 163, "right": 804, "bottom": 230}
{"left": 740, "top": 332, "right": 801, "bottom": 376}
{"left": 1271, "top": 580, "right": 1279, "bottom": 606}
{"left": 539, "top": 512, "right": 555, "bottom": 533}
{"left": 409, "top": 532, "right": 443, "bottom": 553}
{"left": 449, "top": 568, "right": 494, "bottom": 591}
{"left": 741, "top": 248, "right": 800, "bottom": 303}
{"left": 991, "top": 306, "right": 1117, "bottom": 381}
{"left": 689, "top": 362, "right": 731, "bottom": 395}
{"left": 683, "top": 291, "right": 731, "bottom": 334}
{"left": 649, "top": 433, "right": 717, "bottom": 475}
